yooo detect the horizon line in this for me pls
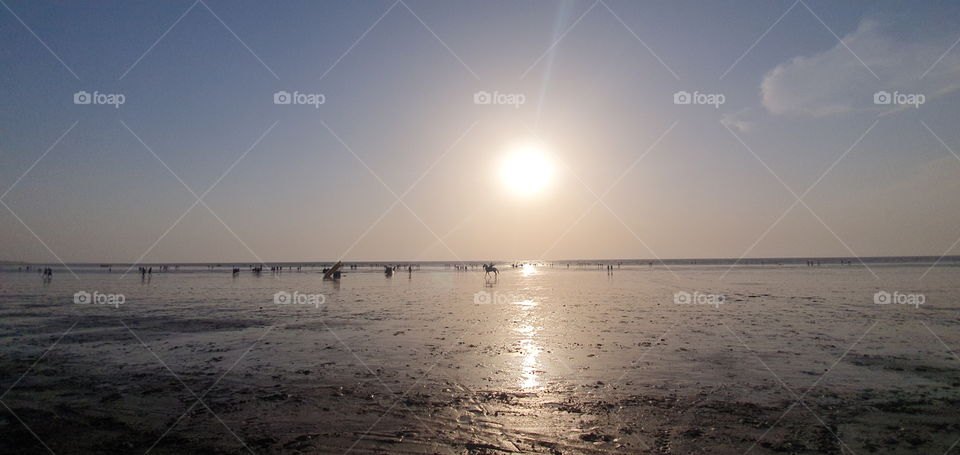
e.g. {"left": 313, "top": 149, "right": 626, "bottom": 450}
{"left": 4, "top": 254, "right": 960, "bottom": 266}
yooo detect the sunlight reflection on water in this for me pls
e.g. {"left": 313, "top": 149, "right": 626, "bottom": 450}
{"left": 513, "top": 299, "right": 542, "bottom": 389}
{"left": 521, "top": 263, "right": 538, "bottom": 276}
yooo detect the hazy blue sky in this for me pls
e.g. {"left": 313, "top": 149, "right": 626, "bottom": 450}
{"left": 2, "top": 0, "right": 959, "bottom": 263}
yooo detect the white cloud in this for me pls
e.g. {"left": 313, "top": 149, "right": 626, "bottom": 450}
{"left": 720, "top": 108, "right": 757, "bottom": 133}
{"left": 761, "top": 19, "right": 960, "bottom": 116}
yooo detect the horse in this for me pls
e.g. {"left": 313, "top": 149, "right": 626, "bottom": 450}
{"left": 483, "top": 263, "right": 498, "bottom": 278}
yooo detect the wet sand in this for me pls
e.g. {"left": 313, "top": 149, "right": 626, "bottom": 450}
{"left": 1, "top": 264, "right": 958, "bottom": 454}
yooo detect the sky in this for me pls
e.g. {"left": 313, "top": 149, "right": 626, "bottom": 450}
{"left": 1, "top": 0, "right": 960, "bottom": 263}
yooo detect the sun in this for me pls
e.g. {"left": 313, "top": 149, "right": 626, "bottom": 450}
{"left": 500, "top": 142, "right": 554, "bottom": 196}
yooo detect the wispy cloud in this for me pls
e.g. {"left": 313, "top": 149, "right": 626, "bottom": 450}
{"left": 761, "top": 19, "right": 960, "bottom": 116}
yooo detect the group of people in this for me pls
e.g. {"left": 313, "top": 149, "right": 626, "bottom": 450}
{"left": 383, "top": 265, "right": 416, "bottom": 277}
{"left": 17, "top": 265, "right": 54, "bottom": 277}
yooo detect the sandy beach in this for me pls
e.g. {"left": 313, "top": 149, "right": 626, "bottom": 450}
{"left": 5, "top": 0, "right": 960, "bottom": 453}
{"left": 1, "top": 262, "right": 957, "bottom": 454}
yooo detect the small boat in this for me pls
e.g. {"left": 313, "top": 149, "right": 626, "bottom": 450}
{"left": 323, "top": 261, "right": 343, "bottom": 280}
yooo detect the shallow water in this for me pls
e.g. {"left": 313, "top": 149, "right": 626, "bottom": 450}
{"left": 1, "top": 263, "right": 958, "bottom": 453}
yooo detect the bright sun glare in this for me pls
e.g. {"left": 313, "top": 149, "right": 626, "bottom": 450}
{"left": 500, "top": 142, "right": 554, "bottom": 196}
